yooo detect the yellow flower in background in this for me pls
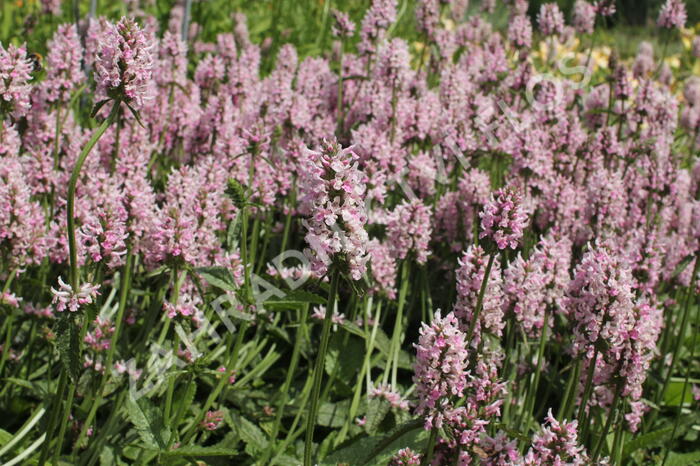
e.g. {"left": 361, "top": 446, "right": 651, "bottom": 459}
{"left": 442, "top": 17, "right": 455, "bottom": 32}
{"left": 665, "top": 55, "right": 681, "bottom": 69}
{"left": 681, "top": 28, "right": 694, "bottom": 50}
{"left": 591, "top": 46, "right": 612, "bottom": 69}
{"left": 533, "top": 37, "right": 581, "bottom": 65}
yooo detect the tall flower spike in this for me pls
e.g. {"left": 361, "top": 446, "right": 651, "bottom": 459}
{"left": 300, "top": 140, "right": 369, "bottom": 281}
{"left": 332, "top": 10, "right": 356, "bottom": 38}
{"left": 572, "top": 1, "right": 596, "bottom": 35}
{"left": 523, "top": 409, "right": 589, "bottom": 465}
{"left": 508, "top": 14, "right": 533, "bottom": 49}
{"left": 0, "top": 43, "right": 33, "bottom": 119}
{"left": 566, "top": 244, "right": 635, "bottom": 363}
{"left": 44, "top": 24, "right": 83, "bottom": 103}
{"left": 479, "top": 187, "right": 529, "bottom": 250}
{"left": 386, "top": 199, "right": 432, "bottom": 264}
{"left": 454, "top": 245, "right": 505, "bottom": 340}
{"left": 94, "top": 17, "right": 154, "bottom": 108}
{"left": 657, "top": 0, "right": 686, "bottom": 29}
{"left": 358, "top": 0, "right": 397, "bottom": 54}
{"left": 413, "top": 311, "right": 469, "bottom": 431}
{"left": 537, "top": 3, "right": 565, "bottom": 37}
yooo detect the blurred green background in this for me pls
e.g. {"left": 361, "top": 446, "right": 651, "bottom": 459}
{"left": 2, "top": 0, "right": 698, "bottom": 72}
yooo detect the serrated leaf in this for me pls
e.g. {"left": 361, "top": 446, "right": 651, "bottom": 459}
{"left": 622, "top": 426, "right": 673, "bottom": 458}
{"left": 339, "top": 321, "right": 365, "bottom": 338}
{"left": 666, "top": 450, "right": 700, "bottom": 466}
{"left": 364, "top": 398, "right": 391, "bottom": 435}
{"left": 55, "top": 314, "right": 81, "bottom": 382}
{"left": 271, "top": 453, "right": 301, "bottom": 465}
{"left": 318, "top": 400, "right": 350, "bottom": 428}
{"left": 321, "top": 419, "right": 424, "bottom": 465}
{"left": 172, "top": 381, "right": 196, "bottom": 424}
{"left": 99, "top": 445, "right": 116, "bottom": 466}
{"left": 196, "top": 266, "right": 237, "bottom": 292}
{"left": 373, "top": 329, "right": 392, "bottom": 357}
{"left": 126, "top": 396, "right": 170, "bottom": 451}
{"left": 235, "top": 416, "right": 267, "bottom": 455}
{"left": 162, "top": 445, "right": 238, "bottom": 457}
{"left": 325, "top": 337, "right": 363, "bottom": 380}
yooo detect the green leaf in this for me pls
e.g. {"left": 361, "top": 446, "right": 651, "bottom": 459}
{"left": 124, "top": 101, "right": 145, "bottom": 128}
{"left": 90, "top": 99, "right": 110, "bottom": 118}
{"left": 325, "top": 337, "right": 363, "bottom": 380}
{"left": 55, "top": 314, "right": 81, "bottom": 382}
{"left": 0, "top": 428, "right": 12, "bottom": 447}
{"left": 196, "top": 266, "right": 237, "bottom": 292}
{"left": 264, "top": 289, "right": 326, "bottom": 306}
{"left": 126, "top": 396, "right": 170, "bottom": 451}
{"left": 321, "top": 419, "right": 425, "bottom": 466}
{"left": 622, "top": 426, "right": 673, "bottom": 459}
{"left": 235, "top": 416, "right": 267, "bottom": 455}
{"left": 318, "top": 400, "right": 350, "bottom": 428}
{"left": 671, "top": 254, "right": 694, "bottom": 279}
{"left": 172, "top": 381, "right": 196, "bottom": 425}
{"left": 161, "top": 445, "right": 238, "bottom": 457}
{"left": 339, "top": 321, "right": 365, "bottom": 339}
{"left": 276, "top": 289, "right": 328, "bottom": 304}
{"left": 664, "top": 381, "right": 695, "bottom": 406}
{"left": 666, "top": 450, "right": 700, "bottom": 466}
{"left": 364, "top": 398, "right": 391, "bottom": 435}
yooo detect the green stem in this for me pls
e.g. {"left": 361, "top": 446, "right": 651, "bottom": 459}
{"left": 663, "top": 277, "right": 700, "bottom": 465}
{"left": 654, "top": 32, "right": 670, "bottom": 78}
{"left": 76, "top": 248, "right": 134, "bottom": 448}
{"left": 611, "top": 408, "right": 625, "bottom": 465}
{"left": 262, "top": 305, "right": 309, "bottom": 464}
{"left": 466, "top": 252, "right": 496, "bottom": 342}
{"left": 163, "top": 268, "right": 184, "bottom": 423}
{"left": 54, "top": 315, "right": 91, "bottom": 464}
{"left": 240, "top": 207, "right": 252, "bottom": 299}
{"left": 110, "top": 107, "right": 121, "bottom": 173}
{"left": 592, "top": 383, "right": 622, "bottom": 461}
{"left": 659, "top": 257, "right": 700, "bottom": 404}
{"left": 38, "top": 372, "right": 67, "bottom": 465}
{"left": 559, "top": 358, "right": 581, "bottom": 421}
{"left": 104, "top": 248, "right": 134, "bottom": 376}
{"left": 336, "top": 298, "right": 381, "bottom": 446}
{"left": 303, "top": 269, "right": 340, "bottom": 466}
{"left": 578, "top": 348, "right": 599, "bottom": 440}
{"left": 49, "top": 102, "right": 118, "bottom": 464}
{"left": 67, "top": 103, "right": 120, "bottom": 290}
{"left": 522, "top": 310, "right": 548, "bottom": 434}
{"left": 386, "top": 260, "right": 409, "bottom": 387}
{"left": 183, "top": 321, "right": 250, "bottom": 444}
{"left": 422, "top": 427, "right": 438, "bottom": 465}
